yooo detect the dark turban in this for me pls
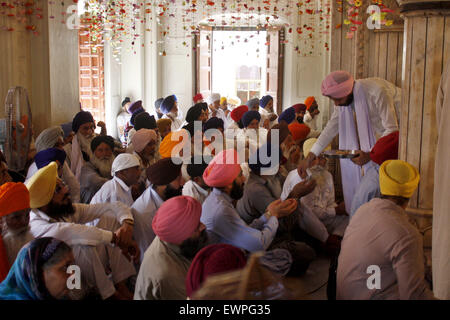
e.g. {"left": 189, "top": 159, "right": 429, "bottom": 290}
{"left": 90, "top": 135, "right": 115, "bottom": 153}
{"left": 122, "top": 97, "right": 131, "bottom": 107}
{"left": 292, "top": 103, "right": 307, "bottom": 114}
{"left": 146, "top": 158, "right": 182, "bottom": 186}
{"left": 134, "top": 112, "right": 157, "bottom": 131}
{"left": 130, "top": 108, "right": 146, "bottom": 126}
{"left": 186, "top": 104, "right": 204, "bottom": 123}
{"left": 35, "top": 148, "right": 66, "bottom": 169}
{"left": 246, "top": 98, "right": 260, "bottom": 110}
{"left": 187, "top": 156, "right": 212, "bottom": 178}
{"left": 72, "top": 111, "right": 94, "bottom": 133}
{"left": 267, "top": 122, "right": 290, "bottom": 146}
{"left": 278, "top": 107, "right": 296, "bottom": 124}
{"left": 204, "top": 117, "right": 224, "bottom": 131}
{"left": 161, "top": 95, "right": 177, "bottom": 114}
{"left": 241, "top": 110, "right": 261, "bottom": 128}
{"left": 128, "top": 100, "right": 143, "bottom": 114}
{"left": 248, "top": 142, "right": 281, "bottom": 176}
{"left": 259, "top": 95, "right": 273, "bottom": 108}
{"left": 185, "top": 244, "right": 247, "bottom": 297}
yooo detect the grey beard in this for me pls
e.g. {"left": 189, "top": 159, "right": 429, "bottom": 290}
{"left": 307, "top": 165, "right": 327, "bottom": 187}
{"left": 90, "top": 155, "right": 115, "bottom": 178}
{"left": 77, "top": 132, "right": 95, "bottom": 160}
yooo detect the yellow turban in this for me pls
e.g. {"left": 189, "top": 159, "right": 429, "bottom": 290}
{"left": 379, "top": 160, "right": 420, "bottom": 198}
{"left": 159, "top": 131, "right": 188, "bottom": 159}
{"left": 303, "top": 138, "right": 331, "bottom": 157}
{"left": 25, "top": 161, "right": 58, "bottom": 209}
{"left": 220, "top": 97, "right": 227, "bottom": 105}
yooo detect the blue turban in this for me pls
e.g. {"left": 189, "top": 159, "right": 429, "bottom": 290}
{"left": 155, "top": 98, "right": 164, "bottom": 110}
{"left": 161, "top": 95, "right": 177, "bottom": 114}
{"left": 128, "top": 100, "right": 143, "bottom": 114}
{"left": 35, "top": 148, "right": 66, "bottom": 169}
{"left": 259, "top": 95, "right": 273, "bottom": 109}
{"left": 248, "top": 142, "right": 281, "bottom": 176}
{"left": 204, "top": 117, "right": 224, "bottom": 131}
{"left": 72, "top": 111, "right": 94, "bottom": 133}
{"left": 242, "top": 110, "right": 261, "bottom": 128}
{"left": 278, "top": 107, "right": 296, "bottom": 124}
{"left": 60, "top": 122, "right": 73, "bottom": 138}
{"left": 246, "top": 98, "right": 260, "bottom": 110}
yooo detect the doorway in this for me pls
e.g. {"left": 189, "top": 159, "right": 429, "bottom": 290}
{"left": 195, "top": 27, "right": 284, "bottom": 114}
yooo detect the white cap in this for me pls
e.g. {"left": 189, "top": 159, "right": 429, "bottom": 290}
{"left": 111, "top": 153, "right": 140, "bottom": 176}
{"left": 207, "top": 93, "right": 221, "bottom": 105}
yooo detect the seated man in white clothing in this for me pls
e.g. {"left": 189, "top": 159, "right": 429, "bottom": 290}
{"left": 90, "top": 153, "right": 141, "bottom": 206}
{"left": 300, "top": 139, "right": 349, "bottom": 238}
{"left": 132, "top": 158, "right": 186, "bottom": 260}
{"left": 26, "top": 162, "right": 139, "bottom": 300}
{"left": 182, "top": 156, "right": 211, "bottom": 204}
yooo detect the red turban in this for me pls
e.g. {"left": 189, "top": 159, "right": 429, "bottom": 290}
{"left": 288, "top": 123, "right": 311, "bottom": 142}
{"left": 304, "top": 96, "right": 316, "bottom": 110}
{"left": 203, "top": 149, "right": 242, "bottom": 188}
{"left": 370, "top": 131, "right": 399, "bottom": 166}
{"left": 292, "top": 103, "right": 307, "bottom": 114}
{"left": 0, "top": 182, "right": 30, "bottom": 217}
{"left": 186, "top": 244, "right": 247, "bottom": 297}
{"left": 152, "top": 196, "right": 202, "bottom": 244}
{"left": 193, "top": 93, "right": 204, "bottom": 104}
{"left": 230, "top": 105, "right": 249, "bottom": 122}
{"left": 321, "top": 70, "right": 354, "bottom": 99}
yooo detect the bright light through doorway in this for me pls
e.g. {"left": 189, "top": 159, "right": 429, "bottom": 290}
{"left": 211, "top": 30, "right": 267, "bottom": 106}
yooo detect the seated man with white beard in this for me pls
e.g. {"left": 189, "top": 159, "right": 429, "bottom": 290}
{"left": 80, "top": 135, "right": 115, "bottom": 204}
{"left": 26, "top": 162, "right": 139, "bottom": 299}
{"left": 91, "top": 153, "right": 142, "bottom": 207}
{"left": 64, "top": 111, "right": 97, "bottom": 181}
{"left": 299, "top": 139, "right": 349, "bottom": 238}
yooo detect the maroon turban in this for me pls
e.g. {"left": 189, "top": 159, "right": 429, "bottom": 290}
{"left": 185, "top": 244, "right": 247, "bottom": 297}
{"left": 370, "top": 131, "right": 399, "bottom": 166}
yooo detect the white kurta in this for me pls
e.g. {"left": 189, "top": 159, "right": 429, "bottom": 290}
{"left": 132, "top": 187, "right": 164, "bottom": 262}
{"left": 29, "top": 202, "right": 136, "bottom": 299}
{"left": 433, "top": 61, "right": 450, "bottom": 299}
{"left": 27, "top": 161, "right": 81, "bottom": 203}
{"left": 310, "top": 78, "right": 400, "bottom": 210}
{"left": 162, "top": 114, "right": 183, "bottom": 132}
{"left": 280, "top": 169, "right": 329, "bottom": 243}
{"left": 90, "top": 176, "right": 134, "bottom": 207}
{"left": 182, "top": 180, "right": 210, "bottom": 204}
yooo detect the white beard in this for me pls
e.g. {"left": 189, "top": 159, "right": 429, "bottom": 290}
{"left": 307, "top": 165, "right": 327, "bottom": 188}
{"left": 77, "top": 132, "right": 95, "bottom": 160}
{"left": 304, "top": 112, "right": 313, "bottom": 123}
{"left": 90, "top": 154, "right": 115, "bottom": 178}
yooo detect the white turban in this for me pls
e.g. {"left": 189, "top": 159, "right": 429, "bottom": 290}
{"left": 35, "top": 126, "right": 64, "bottom": 152}
{"left": 111, "top": 153, "right": 140, "bottom": 176}
{"left": 207, "top": 93, "right": 221, "bottom": 105}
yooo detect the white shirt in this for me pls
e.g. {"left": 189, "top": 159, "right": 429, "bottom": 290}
{"left": 117, "top": 111, "right": 131, "bottom": 144}
{"left": 304, "top": 111, "right": 321, "bottom": 138}
{"left": 29, "top": 202, "right": 133, "bottom": 246}
{"left": 259, "top": 107, "right": 277, "bottom": 129}
{"left": 90, "top": 176, "right": 134, "bottom": 207}
{"left": 311, "top": 78, "right": 400, "bottom": 156}
{"left": 182, "top": 180, "right": 210, "bottom": 204}
{"left": 132, "top": 187, "right": 164, "bottom": 262}
{"left": 281, "top": 169, "right": 329, "bottom": 243}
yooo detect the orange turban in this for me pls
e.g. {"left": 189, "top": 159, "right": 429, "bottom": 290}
{"left": 304, "top": 96, "right": 316, "bottom": 110}
{"left": 159, "top": 130, "right": 188, "bottom": 158}
{"left": 288, "top": 123, "right": 311, "bottom": 142}
{"left": 0, "top": 182, "right": 30, "bottom": 217}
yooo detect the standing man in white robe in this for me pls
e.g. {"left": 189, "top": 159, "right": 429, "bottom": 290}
{"left": 303, "top": 71, "right": 400, "bottom": 212}
{"left": 433, "top": 61, "right": 450, "bottom": 300}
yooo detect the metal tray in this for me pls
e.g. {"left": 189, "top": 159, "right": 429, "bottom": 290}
{"left": 322, "top": 150, "right": 359, "bottom": 159}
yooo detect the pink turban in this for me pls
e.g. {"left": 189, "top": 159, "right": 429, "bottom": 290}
{"left": 321, "top": 71, "right": 355, "bottom": 99}
{"left": 131, "top": 129, "right": 157, "bottom": 153}
{"left": 203, "top": 149, "right": 242, "bottom": 188}
{"left": 152, "top": 196, "right": 202, "bottom": 244}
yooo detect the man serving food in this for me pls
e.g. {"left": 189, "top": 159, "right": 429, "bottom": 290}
{"left": 301, "top": 71, "right": 401, "bottom": 211}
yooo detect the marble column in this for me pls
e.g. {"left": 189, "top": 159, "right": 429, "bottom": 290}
{"left": 397, "top": 0, "right": 450, "bottom": 226}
